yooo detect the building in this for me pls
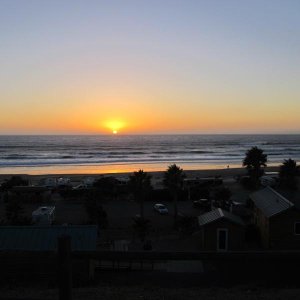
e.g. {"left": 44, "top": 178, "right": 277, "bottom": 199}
{"left": 250, "top": 186, "right": 300, "bottom": 249}
{"left": 0, "top": 225, "right": 97, "bottom": 251}
{"left": 0, "top": 225, "right": 98, "bottom": 280}
{"left": 196, "top": 208, "right": 245, "bottom": 251}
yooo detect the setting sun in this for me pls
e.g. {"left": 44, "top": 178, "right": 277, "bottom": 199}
{"left": 0, "top": 2, "right": 299, "bottom": 136}
{"left": 104, "top": 120, "right": 125, "bottom": 134}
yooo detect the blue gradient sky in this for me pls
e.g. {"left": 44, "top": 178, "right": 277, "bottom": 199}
{"left": 1, "top": 0, "right": 299, "bottom": 134}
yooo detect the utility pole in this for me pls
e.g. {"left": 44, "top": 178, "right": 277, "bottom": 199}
{"left": 58, "top": 235, "right": 72, "bottom": 300}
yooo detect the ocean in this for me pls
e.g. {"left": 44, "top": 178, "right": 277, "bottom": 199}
{"left": 0, "top": 135, "right": 300, "bottom": 175}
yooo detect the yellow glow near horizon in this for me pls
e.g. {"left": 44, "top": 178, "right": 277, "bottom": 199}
{"left": 104, "top": 120, "right": 125, "bottom": 134}
{"left": 1, "top": 86, "right": 300, "bottom": 134}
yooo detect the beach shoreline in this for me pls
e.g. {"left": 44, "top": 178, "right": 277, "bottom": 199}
{"left": 0, "top": 166, "right": 280, "bottom": 183}
{"left": 0, "top": 135, "right": 297, "bottom": 179}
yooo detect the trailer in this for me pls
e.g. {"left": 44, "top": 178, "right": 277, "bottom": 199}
{"left": 32, "top": 206, "right": 55, "bottom": 225}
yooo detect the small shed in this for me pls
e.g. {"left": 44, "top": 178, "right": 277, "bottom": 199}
{"left": 250, "top": 187, "right": 300, "bottom": 249}
{"left": 197, "top": 208, "right": 245, "bottom": 251}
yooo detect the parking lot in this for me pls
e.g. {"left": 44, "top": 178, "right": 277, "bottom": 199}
{"left": 0, "top": 174, "right": 253, "bottom": 230}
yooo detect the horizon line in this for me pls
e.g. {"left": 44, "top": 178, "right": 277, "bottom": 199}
{"left": 1, "top": 132, "right": 300, "bottom": 136}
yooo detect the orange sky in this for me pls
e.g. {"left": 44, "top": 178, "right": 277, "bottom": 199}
{"left": 1, "top": 94, "right": 299, "bottom": 134}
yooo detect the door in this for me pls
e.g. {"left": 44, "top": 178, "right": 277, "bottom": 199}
{"left": 217, "top": 228, "right": 228, "bottom": 251}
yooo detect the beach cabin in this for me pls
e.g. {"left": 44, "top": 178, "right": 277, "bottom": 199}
{"left": 196, "top": 208, "right": 245, "bottom": 251}
{"left": 250, "top": 187, "right": 300, "bottom": 249}
{"left": 32, "top": 206, "right": 55, "bottom": 225}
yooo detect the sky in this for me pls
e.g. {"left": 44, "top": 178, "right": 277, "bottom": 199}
{"left": 0, "top": 0, "right": 300, "bottom": 134}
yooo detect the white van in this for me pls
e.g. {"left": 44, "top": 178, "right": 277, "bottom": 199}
{"left": 260, "top": 176, "right": 276, "bottom": 187}
{"left": 32, "top": 206, "right": 55, "bottom": 225}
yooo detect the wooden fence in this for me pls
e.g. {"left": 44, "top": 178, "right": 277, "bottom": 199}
{"left": 2, "top": 236, "right": 300, "bottom": 300}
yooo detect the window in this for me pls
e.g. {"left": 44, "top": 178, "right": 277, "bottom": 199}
{"left": 294, "top": 222, "right": 300, "bottom": 235}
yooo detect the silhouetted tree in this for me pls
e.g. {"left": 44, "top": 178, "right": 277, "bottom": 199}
{"left": 163, "top": 164, "right": 185, "bottom": 228}
{"left": 129, "top": 170, "right": 152, "bottom": 220}
{"left": 5, "top": 198, "right": 31, "bottom": 225}
{"left": 279, "top": 159, "right": 299, "bottom": 190}
{"left": 5, "top": 199, "right": 23, "bottom": 224}
{"left": 214, "top": 187, "right": 232, "bottom": 210}
{"left": 132, "top": 216, "right": 151, "bottom": 243}
{"left": 85, "top": 198, "right": 108, "bottom": 228}
{"left": 93, "top": 176, "right": 118, "bottom": 198}
{"left": 1, "top": 176, "right": 28, "bottom": 191}
{"left": 243, "top": 146, "right": 267, "bottom": 187}
{"left": 177, "top": 215, "right": 196, "bottom": 234}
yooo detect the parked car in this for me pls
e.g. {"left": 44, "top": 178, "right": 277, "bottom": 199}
{"left": 57, "top": 177, "right": 71, "bottom": 188}
{"left": 72, "top": 184, "right": 85, "bottom": 190}
{"left": 260, "top": 175, "right": 277, "bottom": 187}
{"left": 231, "top": 201, "right": 249, "bottom": 217}
{"left": 193, "top": 198, "right": 210, "bottom": 210}
{"left": 132, "top": 214, "right": 142, "bottom": 221}
{"left": 154, "top": 203, "right": 168, "bottom": 214}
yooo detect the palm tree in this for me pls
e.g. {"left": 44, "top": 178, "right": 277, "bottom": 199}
{"left": 163, "top": 164, "right": 185, "bottom": 227}
{"left": 279, "top": 159, "right": 299, "bottom": 189}
{"left": 129, "top": 170, "right": 152, "bottom": 220}
{"left": 132, "top": 217, "right": 151, "bottom": 243}
{"left": 243, "top": 146, "right": 267, "bottom": 186}
{"left": 5, "top": 198, "right": 23, "bottom": 225}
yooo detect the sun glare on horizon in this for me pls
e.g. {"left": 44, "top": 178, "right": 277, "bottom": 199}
{"left": 104, "top": 120, "right": 125, "bottom": 134}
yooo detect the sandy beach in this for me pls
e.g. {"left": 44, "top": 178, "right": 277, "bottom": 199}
{"left": 0, "top": 166, "right": 280, "bottom": 186}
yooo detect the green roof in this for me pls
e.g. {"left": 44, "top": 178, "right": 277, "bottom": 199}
{"left": 0, "top": 225, "right": 97, "bottom": 251}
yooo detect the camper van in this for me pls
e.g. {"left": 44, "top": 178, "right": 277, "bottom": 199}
{"left": 32, "top": 206, "right": 55, "bottom": 225}
{"left": 40, "top": 177, "right": 57, "bottom": 188}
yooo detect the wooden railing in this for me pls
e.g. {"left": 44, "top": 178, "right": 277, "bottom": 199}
{"left": 1, "top": 235, "right": 300, "bottom": 300}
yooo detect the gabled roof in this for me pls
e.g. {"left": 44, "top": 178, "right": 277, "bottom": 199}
{"left": 250, "top": 186, "right": 294, "bottom": 218}
{"left": 198, "top": 208, "right": 244, "bottom": 227}
{"left": 0, "top": 225, "right": 97, "bottom": 251}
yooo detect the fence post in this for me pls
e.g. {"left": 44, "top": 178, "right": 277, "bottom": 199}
{"left": 58, "top": 235, "right": 72, "bottom": 300}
